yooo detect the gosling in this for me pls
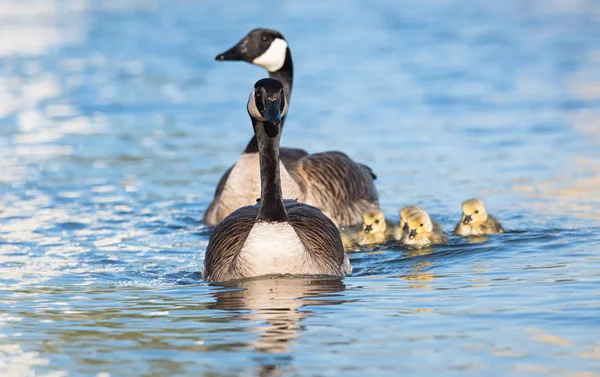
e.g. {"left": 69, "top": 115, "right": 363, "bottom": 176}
{"left": 359, "top": 209, "right": 395, "bottom": 245}
{"left": 393, "top": 205, "right": 423, "bottom": 240}
{"left": 453, "top": 198, "right": 504, "bottom": 236}
{"left": 401, "top": 208, "right": 447, "bottom": 248}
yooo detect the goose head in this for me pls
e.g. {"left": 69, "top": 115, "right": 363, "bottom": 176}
{"left": 405, "top": 210, "right": 434, "bottom": 239}
{"left": 461, "top": 198, "right": 488, "bottom": 225}
{"left": 216, "top": 28, "right": 289, "bottom": 72}
{"left": 247, "top": 78, "right": 288, "bottom": 130}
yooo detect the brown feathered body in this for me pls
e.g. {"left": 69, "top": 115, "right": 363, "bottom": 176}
{"left": 203, "top": 201, "right": 351, "bottom": 283}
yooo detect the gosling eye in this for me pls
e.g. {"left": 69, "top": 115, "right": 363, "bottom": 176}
{"left": 420, "top": 223, "right": 424, "bottom": 227}
{"left": 403, "top": 223, "right": 408, "bottom": 230}
{"left": 374, "top": 219, "right": 379, "bottom": 224}
{"left": 475, "top": 210, "right": 479, "bottom": 214}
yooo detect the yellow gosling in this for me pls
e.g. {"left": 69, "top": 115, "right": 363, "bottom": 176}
{"left": 401, "top": 208, "right": 447, "bottom": 248}
{"left": 453, "top": 198, "right": 504, "bottom": 236}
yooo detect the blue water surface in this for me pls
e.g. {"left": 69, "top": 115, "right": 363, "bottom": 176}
{"left": 1, "top": 0, "right": 599, "bottom": 376}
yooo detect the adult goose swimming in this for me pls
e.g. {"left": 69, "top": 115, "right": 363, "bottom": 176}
{"left": 203, "top": 78, "right": 351, "bottom": 283}
{"left": 204, "top": 28, "right": 379, "bottom": 227}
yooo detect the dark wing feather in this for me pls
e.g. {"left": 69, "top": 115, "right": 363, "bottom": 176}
{"left": 286, "top": 202, "right": 351, "bottom": 276}
{"left": 291, "top": 151, "right": 379, "bottom": 226}
{"left": 359, "top": 163, "right": 377, "bottom": 180}
{"left": 280, "top": 147, "right": 309, "bottom": 167}
{"left": 202, "top": 205, "right": 258, "bottom": 282}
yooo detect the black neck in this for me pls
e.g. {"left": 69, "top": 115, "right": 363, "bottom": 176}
{"left": 243, "top": 48, "right": 293, "bottom": 155}
{"left": 252, "top": 119, "right": 288, "bottom": 222}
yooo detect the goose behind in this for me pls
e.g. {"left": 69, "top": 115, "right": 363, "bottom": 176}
{"left": 203, "top": 79, "right": 351, "bottom": 283}
{"left": 207, "top": 28, "right": 379, "bottom": 227}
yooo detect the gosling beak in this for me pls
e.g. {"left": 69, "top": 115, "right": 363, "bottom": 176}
{"left": 408, "top": 229, "right": 417, "bottom": 239}
{"left": 264, "top": 98, "right": 282, "bottom": 126}
{"left": 463, "top": 214, "right": 472, "bottom": 224}
{"left": 364, "top": 224, "right": 373, "bottom": 233}
{"left": 215, "top": 41, "right": 246, "bottom": 61}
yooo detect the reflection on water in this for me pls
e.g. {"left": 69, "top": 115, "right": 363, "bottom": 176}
{"left": 211, "top": 278, "right": 346, "bottom": 375}
{"left": 1, "top": 0, "right": 600, "bottom": 375}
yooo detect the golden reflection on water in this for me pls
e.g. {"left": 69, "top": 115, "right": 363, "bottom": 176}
{"left": 399, "top": 248, "right": 436, "bottom": 290}
{"left": 209, "top": 277, "right": 346, "bottom": 376}
{"left": 211, "top": 278, "right": 345, "bottom": 354}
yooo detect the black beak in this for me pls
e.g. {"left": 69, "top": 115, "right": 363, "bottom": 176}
{"left": 364, "top": 224, "right": 373, "bottom": 233}
{"left": 264, "top": 99, "right": 282, "bottom": 125}
{"left": 408, "top": 229, "right": 417, "bottom": 239}
{"left": 215, "top": 42, "right": 246, "bottom": 61}
{"left": 463, "top": 214, "right": 472, "bottom": 224}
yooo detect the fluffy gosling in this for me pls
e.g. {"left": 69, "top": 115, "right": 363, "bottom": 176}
{"left": 401, "top": 208, "right": 447, "bottom": 248}
{"left": 393, "top": 205, "right": 423, "bottom": 240}
{"left": 453, "top": 198, "right": 504, "bottom": 236}
{"left": 358, "top": 209, "right": 395, "bottom": 246}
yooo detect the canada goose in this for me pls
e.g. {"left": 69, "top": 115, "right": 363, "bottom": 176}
{"left": 203, "top": 79, "right": 351, "bottom": 283}
{"left": 205, "top": 28, "right": 379, "bottom": 227}
{"left": 400, "top": 208, "right": 447, "bottom": 248}
{"left": 393, "top": 205, "right": 423, "bottom": 240}
{"left": 453, "top": 198, "right": 504, "bottom": 236}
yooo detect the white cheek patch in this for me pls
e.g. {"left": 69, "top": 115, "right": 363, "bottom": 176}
{"left": 247, "top": 89, "right": 266, "bottom": 121}
{"left": 252, "top": 38, "right": 288, "bottom": 72}
{"left": 281, "top": 97, "right": 288, "bottom": 117}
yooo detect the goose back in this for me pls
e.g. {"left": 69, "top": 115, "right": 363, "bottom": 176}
{"left": 289, "top": 151, "right": 379, "bottom": 226}
{"left": 204, "top": 147, "right": 308, "bottom": 225}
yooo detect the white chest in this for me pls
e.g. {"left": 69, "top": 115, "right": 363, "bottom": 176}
{"left": 238, "top": 222, "right": 310, "bottom": 277}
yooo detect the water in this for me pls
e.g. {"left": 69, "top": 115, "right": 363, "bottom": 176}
{"left": 1, "top": 0, "right": 599, "bottom": 376}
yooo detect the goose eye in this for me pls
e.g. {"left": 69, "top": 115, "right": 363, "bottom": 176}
{"left": 261, "top": 36, "right": 268, "bottom": 42}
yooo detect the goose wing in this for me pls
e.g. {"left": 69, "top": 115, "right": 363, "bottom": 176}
{"left": 203, "top": 205, "right": 258, "bottom": 282}
{"left": 286, "top": 202, "right": 351, "bottom": 276}
{"left": 290, "top": 151, "right": 379, "bottom": 226}
{"left": 280, "top": 147, "right": 309, "bottom": 167}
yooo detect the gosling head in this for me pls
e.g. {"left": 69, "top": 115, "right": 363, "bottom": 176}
{"left": 362, "top": 209, "right": 387, "bottom": 234}
{"left": 400, "top": 205, "right": 421, "bottom": 230}
{"left": 405, "top": 210, "right": 434, "bottom": 239}
{"left": 216, "top": 28, "right": 289, "bottom": 72}
{"left": 247, "top": 78, "right": 288, "bottom": 130}
{"left": 461, "top": 198, "right": 488, "bottom": 225}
